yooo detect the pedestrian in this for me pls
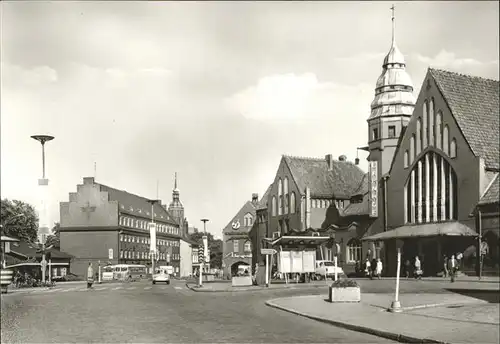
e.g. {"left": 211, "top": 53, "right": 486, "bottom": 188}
{"left": 414, "top": 256, "right": 422, "bottom": 280}
{"left": 375, "top": 258, "right": 383, "bottom": 279}
{"left": 448, "top": 254, "right": 458, "bottom": 283}
{"left": 443, "top": 255, "right": 448, "bottom": 278}
{"left": 87, "top": 262, "right": 94, "bottom": 289}
{"left": 364, "top": 258, "right": 371, "bottom": 279}
{"left": 404, "top": 259, "right": 411, "bottom": 279}
{"left": 371, "top": 258, "right": 377, "bottom": 279}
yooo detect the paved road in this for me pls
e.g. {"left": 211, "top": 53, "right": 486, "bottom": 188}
{"left": 1, "top": 279, "right": 394, "bottom": 343}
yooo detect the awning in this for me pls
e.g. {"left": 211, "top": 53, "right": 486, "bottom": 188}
{"left": 362, "top": 221, "right": 478, "bottom": 241}
{"left": 6, "top": 262, "right": 70, "bottom": 269}
{"left": 1, "top": 235, "right": 20, "bottom": 243}
{"left": 269, "top": 235, "right": 331, "bottom": 246}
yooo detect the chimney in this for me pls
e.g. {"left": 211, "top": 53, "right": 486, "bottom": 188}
{"left": 338, "top": 155, "right": 347, "bottom": 162}
{"left": 325, "top": 154, "right": 333, "bottom": 171}
{"left": 355, "top": 158, "right": 360, "bottom": 165}
{"left": 83, "top": 177, "right": 95, "bottom": 185}
{"left": 252, "top": 193, "right": 259, "bottom": 205}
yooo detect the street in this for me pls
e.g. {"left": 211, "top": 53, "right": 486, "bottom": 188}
{"left": 1, "top": 279, "right": 394, "bottom": 343}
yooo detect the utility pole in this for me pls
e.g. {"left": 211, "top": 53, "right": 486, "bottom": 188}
{"left": 199, "top": 218, "right": 209, "bottom": 286}
{"left": 147, "top": 199, "right": 159, "bottom": 277}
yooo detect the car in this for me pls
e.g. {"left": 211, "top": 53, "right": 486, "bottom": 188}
{"left": 152, "top": 268, "right": 170, "bottom": 285}
{"left": 314, "top": 260, "right": 346, "bottom": 280}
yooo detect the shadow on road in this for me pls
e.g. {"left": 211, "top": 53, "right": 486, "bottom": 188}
{"left": 446, "top": 289, "right": 500, "bottom": 303}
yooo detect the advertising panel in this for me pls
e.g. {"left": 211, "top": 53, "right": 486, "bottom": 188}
{"left": 291, "top": 251, "right": 303, "bottom": 273}
{"left": 149, "top": 223, "right": 157, "bottom": 253}
{"left": 369, "top": 160, "right": 379, "bottom": 217}
{"left": 302, "top": 251, "right": 316, "bottom": 272}
{"left": 279, "top": 251, "right": 291, "bottom": 273}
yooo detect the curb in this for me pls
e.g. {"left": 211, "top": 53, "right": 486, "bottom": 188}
{"left": 265, "top": 298, "right": 447, "bottom": 344}
{"left": 185, "top": 283, "right": 327, "bottom": 293}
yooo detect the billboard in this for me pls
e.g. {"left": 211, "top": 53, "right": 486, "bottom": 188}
{"left": 368, "top": 160, "right": 378, "bottom": 218}
{"left": 279, "top": 250, "right": 316, "bottom": 273}
{"left": 279, "top": 251, "right": 291, "bottom": 273}
{"left": 149, "top": 223, "right": 157, "bottom": 253}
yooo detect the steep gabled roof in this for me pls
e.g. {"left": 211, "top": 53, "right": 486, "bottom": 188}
{"left": 222, "top": 200, "right": 258, "bottom": 234}
{"left": 430, "top": 68, "right": 499, "bottom": 170}
{"left": 258, "top": 184, "right": 273, "bottom": 210}
{"left": 478, "top": 173, "right": 499, "bottom": 206}
{"left": 283, "top": 155, "right": 365, "bottom": 199}
{"left": 96, "top": 181, "right": 178, "bottom": 225}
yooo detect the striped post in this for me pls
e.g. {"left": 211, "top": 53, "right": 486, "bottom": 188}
{"left": 1, "top": 269, "right": 14, "bottom": 294}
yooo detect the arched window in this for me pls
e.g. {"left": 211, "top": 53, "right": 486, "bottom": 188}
{"left": 244, "top": 241, "right": 251, "bottom": 252}
{"left": 443, "top": 125, "right": 449, "bottom": 155}
{"left": 450, "top": 138, "right": 457, "bottom": 158}
{"left": 278, "top": 178, "right": 283, "bottom": 197}
{"left": 404, "top": 150, "right": 409, "bottom": 168}
{"left": 436, "top": 111, "right": 442, "bottom": 150}
{"left": 416, "top": 118, "right": 422, "bottom": 155}
{"left": 429, "top": 98, "right": 435, "bottom": 146}
{"left": 410, "top": 134, "right": 415, "bottom": 164}
{"left": 290, "top": 192, "right": 296, "bottom": 214}
{"left": 271, "top": 196, "right": 277, "bottom": 216}
{"left": 347, "top": 238, "right": 362, "bottom": 263}
{"left": 284, "top": 177, "right": 289, "bottom": 195}
{"left": 405, "top": 151, "right": 457, "bottom": 223}
{"left": 423, "top": 100, "right": 428, "bottom": 148}
{"left": 278, "top": 196, "right": 283, "bottom": 215}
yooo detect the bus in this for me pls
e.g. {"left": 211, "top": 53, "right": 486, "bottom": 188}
{"left": 112, "top": 264, "right": 147, "bottom": 281}
{"left": 102, "top": 265, "right": 115, "bottom": 281}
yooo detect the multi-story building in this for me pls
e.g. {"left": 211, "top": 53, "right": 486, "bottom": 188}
{"left": 222, "top": 193, "right": 260, "bottom": 278}
{"left": 59, "top": 177, "right": 181, "bottom": 277}
{"left": 249, "top": 184, "right": 272, "bottom": 284}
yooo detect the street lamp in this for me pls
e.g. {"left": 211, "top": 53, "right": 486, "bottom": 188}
{"left": 31, "top": 135, "right": 54, "bottom": 284}
{"left": 199, "top": 218, "right": 209, "bottom": 287}
{"left": 147, "top": 200, "right": 159, "bottom": 276}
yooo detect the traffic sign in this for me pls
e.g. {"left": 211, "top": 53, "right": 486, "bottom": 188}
{"left": 261, "top": 248, "right": 277, "bottom": 255}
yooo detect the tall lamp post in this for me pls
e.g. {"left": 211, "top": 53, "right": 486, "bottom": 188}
{"left": 31, "top": 135, "right": 54, "bottom": 284}
{"left": 147, "top": 200, "right": 159, "bottom": 277}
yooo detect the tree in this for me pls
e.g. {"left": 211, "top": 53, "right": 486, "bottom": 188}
{"left": 0, "top": 199, "right": 39, "bottom": 243}
{"left": 45, "top": 222, "right": 60, "bottom": 249}
{"left": 189, "top": 232, "right": 223, "bottom": 269}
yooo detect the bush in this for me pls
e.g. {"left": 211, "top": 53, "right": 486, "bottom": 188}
{"left": 60, "top": 274, "right": 83, "bottom": 282}
{"left": 331, "top": 278, "right": 360, "bottom": 288}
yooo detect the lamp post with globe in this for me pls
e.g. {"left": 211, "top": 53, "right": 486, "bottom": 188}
{"left": 31, "top": 134, "right": 54, "bottom": 284}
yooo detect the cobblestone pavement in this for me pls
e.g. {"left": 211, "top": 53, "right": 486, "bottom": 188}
{"left": 1, "top": 279, "right": 394, "bottom": 343}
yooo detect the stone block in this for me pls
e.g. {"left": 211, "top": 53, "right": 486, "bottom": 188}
{"left": 232, "top": 276, "right": 253, "bottom": 287}
{"left": 328, "top": 286, "right": 361, "bottom": 303}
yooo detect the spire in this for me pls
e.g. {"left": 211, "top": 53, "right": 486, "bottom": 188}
{"left": 174, "top": 172, "right": 177, "bottom": 190}
{"left": 391, "top": 4, "right": 396, "bottom": 46}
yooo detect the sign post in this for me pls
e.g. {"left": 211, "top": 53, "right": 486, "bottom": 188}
{"left": 389, "top": 239, "right": 403, "bottom": 312}
{"left": 198, "top": 247, "right": 204, "bottom": 287}
{"left": 261, "top": 248, "right": 276, "bottom": 288}
{"left": 334, "top": 255, "right": 338, "bottom": 281}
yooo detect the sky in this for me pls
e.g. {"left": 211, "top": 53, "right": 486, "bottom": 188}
{"left": 1, "top": 1, "right": 499, "bottom": 238}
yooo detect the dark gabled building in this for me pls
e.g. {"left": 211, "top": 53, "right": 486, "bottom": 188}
{"left": 249, "top": 184, "right": 272, "bottom": 283}
{"left": 60, "top": 177, "right": 181, "bottom": 277}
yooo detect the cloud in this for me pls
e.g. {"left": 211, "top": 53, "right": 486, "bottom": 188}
{"left": 226, "top": 73, "right": 373, "bottom": 123}
{"left": 2, "top": 63, "right": 58, "bottom": 87}
{"left": 415, "top": 49, "right": 498, "bottom": 69}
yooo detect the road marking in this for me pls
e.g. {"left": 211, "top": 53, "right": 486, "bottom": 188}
{"left": 174, "top": 286, "right": 182, "bottom": 290}
{"left": 126, "top": 287, "right": 136, "bottom": 290}
{"left": 144, "top": 286, "right": 152, "bottom": 290}
{"left": 112, "top": 286, "right": 123, "bottom": 290}
{"left": 60, "top": 289, "right": 72, "bottom": 293}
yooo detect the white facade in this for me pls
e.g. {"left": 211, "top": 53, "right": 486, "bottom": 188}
{"left": 179, "top": 239, "right": 193, "bottom": 278}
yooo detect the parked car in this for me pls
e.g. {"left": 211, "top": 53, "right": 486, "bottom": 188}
{"left": 314, "top": 260, "right": 345, "bottom": 280}
{"left": 152, "top": 268, "right": 170, "bottom": 285}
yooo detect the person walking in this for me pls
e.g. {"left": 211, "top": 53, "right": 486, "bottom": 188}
{"left": 364, "top": 258, "right": 372, "bottom": 279}
{"left": 375, "top": 258, "right": 383, "bottom": 279}
{"left": 404, "top": 259, "right": 411, "bottom": 279}
{"left": 414, "top": 256, "right": 422, "bottom": 280}
{"left": 443, "top": 255, "right": 449, "bottom": 278}
{"left": 448, "top": 254, "right": 458, "bottom": 283}
{"left": 87, "top": 262, "right": 94, "bottom": 289}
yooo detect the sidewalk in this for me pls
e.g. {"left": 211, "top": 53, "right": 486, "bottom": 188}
{"left": 186, "top": 280, "right": 329, "bottom": 292}
{"left": 266, "top": 293, "right": 499, "bottom": 343}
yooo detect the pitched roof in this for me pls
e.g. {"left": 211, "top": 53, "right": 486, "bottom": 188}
{"left": 257, "top": 184, "right": 273, "bottom": 210}
{"left": 341, "top": 193, "right": 370, "bottom": 217}
{"left": 283, "top": 155, "right": 365, "bottom": 199}
{"left": 478, "top": 174, "right": 499, "bottom": 206}
{"left": 222, "top": 200, "right": 257, "bottom": 234}
{"left": 430, "top": 68, "right": 499, "bottom": 170}
{"left": 95, "top": 181, "right": 178, "bottom": 225}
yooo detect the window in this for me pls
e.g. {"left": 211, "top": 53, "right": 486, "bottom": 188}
{"left": 284, "top": 177, "right": 289, "bottom": 195}
{"left": 404, "top": 150, "right": 409, "bottom": 168}
{"left": 272, "top": 196, "right": 277, "bottom": 216}
{"left": 285, "top": 194, "right": 289, "bottom": 214}
{"left": 372, "top": 128, "right": 379, "bottom": 141}
{"left": 404, "top": 151, "right": 457, "bottom": 224}
{"left": 423, "top": 100, "right": 428, "bottom": 148}
{"left": 233, "top": 240, "right": 239, "bottom": 253}
{"left": 120, "top": 250, "right": 124, "bottom": 258}
{"left": 388, "top": 125, "right": 396, "bottom": 138}
{"left": 410, "top": 135, "right": 415, "bottom": 164}
{"left": 416, "top": 118, "right": 422, "bottom": 155}
{"left": 278, "top": 178, "right": 283, "bottom": 197}
{"left": 290, "top": 192, "right": 296, "bottom": 214}
{"left": 347, "top": 239, "right": 362, "bottom": 263}
{"left": 436, "top": 111, "right": 442, "bottom": 150}
{"left": 244, "top": 214, "right": 253, "bottom": 226}
{"left": 244, "top": 241, "right": 251, "bottom": 252}
{"left": 278, "top": 196, "right": 283, "bottom": 215}
{"left": 443, "top": 125, "right": 449, "bottom": 155}
{"left": 429, "top": 98, "right": 435, "bottom": 146}
{"left": 450, "top": 138, "right": 457, "bottom": 158}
